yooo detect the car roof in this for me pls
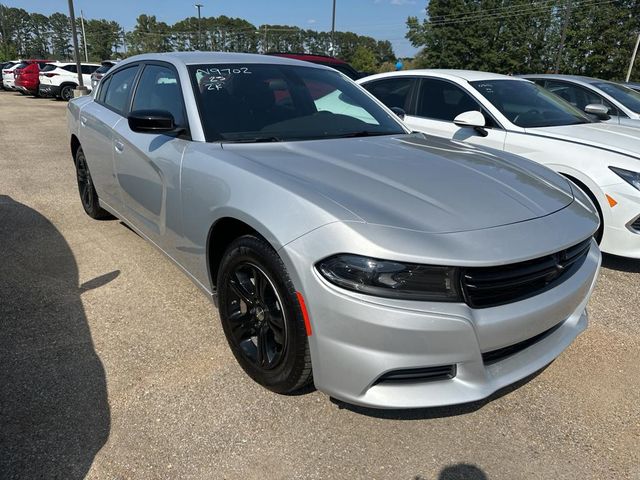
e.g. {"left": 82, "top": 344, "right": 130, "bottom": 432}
{"left": 267, "top": 52, "right": 349, "bottom": 65}
{"left": 519, "top": 74, "right": 612, "bottom": 85}
{"left": 361, "top": 69, "right": 526, "bottom": 83}
{"left": 118, "top": 51, "right": 335, "bottom": 71}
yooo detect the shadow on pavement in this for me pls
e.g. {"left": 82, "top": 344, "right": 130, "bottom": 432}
{"left": 331, "top": 363, "right": 549, "bottom": 420}
{"left": 437, "top": 463, "right": 488, "bottom": 479}
{"left": 601, "top": 253, "right": 640, "bottom": 273}
{"left": 0, "top": 195, "right": 112, "bottom": 478}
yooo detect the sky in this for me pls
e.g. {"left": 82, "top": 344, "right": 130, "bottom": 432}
{"left": 5, "top": 0, "right": 427, "bottom": 58}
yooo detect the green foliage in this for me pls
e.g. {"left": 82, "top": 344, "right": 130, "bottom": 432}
{"left": 0, "top": 5, "right": 396, "bottom": 69}
{"left": 407, "top": 0, "right": 640, "bottom": 81}
{"left": 351, "top": 45, "right": 378, "bottom": 73}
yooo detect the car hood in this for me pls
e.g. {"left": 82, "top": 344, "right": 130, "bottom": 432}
{"left": 527, "top": 122, "right": 640, "bottom": 158}
{"left": 224, "top": 134, "right": 574, "bottom": 234}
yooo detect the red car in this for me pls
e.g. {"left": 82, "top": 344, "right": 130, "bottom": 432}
{"left": 14, "top": 59, "right": 53, "bottom": 96}
{"left": 266, "top": 53, "right": 363, "bottom": 80}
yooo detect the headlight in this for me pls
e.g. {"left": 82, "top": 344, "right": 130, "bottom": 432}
{"left": 316, "top": 254, "right": 462, "bottom": 302}
{"left": 609, "top": 167, "right": 640, "bottom": 191}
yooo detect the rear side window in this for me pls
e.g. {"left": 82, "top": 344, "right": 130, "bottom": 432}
{"left": 101, "top": 66, "right": 138, "bottom": 115}
{"left": 131, "top": 64, "right": 185, "bottom": 127}
{"left": 95, "top": 64, "right": 112, "bottom": 75}
{"left": 41, "top": 64, "right": 58, "bottom": 72}
{"left": 81, "top": 65, "right": 99, "bottom": 74}
{"left": 63, "top": 65, "right": 77, "bottom": 73}
{"left": 362, "top": 77, "right": 414, "bottom": 111}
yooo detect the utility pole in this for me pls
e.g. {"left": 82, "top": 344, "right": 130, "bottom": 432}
{"left": 263, "top": 25, "right": 268, "bottom": 53}
{"left": 195, "top": 3, "right": 203, "bottom": 50}
{"left": 330, "top": 0, "right": 336, "bottom": 56}
{"left": 80, "top": 9, "right": 88, "bottom": 62}
{"left": 67, "top": 0, "right": 87, "bottom": 95}
{"left": 626, "top": 32, "right": 640, "bottom": 82}
{"left": 554, "top": 0, "right": 572, "bottom": 73}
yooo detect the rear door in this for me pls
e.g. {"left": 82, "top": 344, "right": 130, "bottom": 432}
{"left": 406, "top": 77, "right": 506, "bottom": 150}
{"left": 79, "top": 64, "right": 140, "bottom": 212}
{"left": 112, "top": 62, "right": 190, "bottom": 249}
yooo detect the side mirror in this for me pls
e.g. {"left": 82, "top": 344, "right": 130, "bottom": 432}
{"left": 584, "top": 103, "right": 610, "bottom": 120}
{"left": 390, "top": 106, "right": 406, "bottom": 120}
{"left": 453, "top": 110, "right": 488, "bottom": 137}
{"left": 128, "top": 109, "right": 177, "bottom": 133}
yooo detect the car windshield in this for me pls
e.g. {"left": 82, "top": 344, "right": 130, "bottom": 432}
{"left": 188, "top": 63, "right": 405, "bottom": 142}
{"left": 592, "top": 81, "right": 640, "bottom": 113}
{"left": 95, "top": 64, "right": 113, "bottom": 75}
{"left": 470, "top": 79, "right": 591, "bottom": 128}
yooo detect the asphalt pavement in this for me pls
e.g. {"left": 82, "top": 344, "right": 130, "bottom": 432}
{"left": 0, "top": 91, "right": 638, "bottom": 480}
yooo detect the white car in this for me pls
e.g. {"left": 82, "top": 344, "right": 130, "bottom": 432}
{"left": 521, "top": 74, "right": 640, "bottom": 127}
{"left": 38, "top": 62, "right": 100, "bottom": 100}
{"left": 2, "top": 61, "right": 21, "bottom": 90}
{"left": 358, "top": 70, "right": 640, "bottom": 259}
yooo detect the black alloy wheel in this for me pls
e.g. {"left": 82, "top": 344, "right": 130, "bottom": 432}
{"left": 74, "top": 147, "right": 112, "bottom": 220}
{"left": 217, "top": 235, "right": 313, "bottom": 393}
{"left": 60, "top": 85, "right": 75, "bottom": 101}
{"left": 226, "top": 262, "right": 288, "bottom": 370}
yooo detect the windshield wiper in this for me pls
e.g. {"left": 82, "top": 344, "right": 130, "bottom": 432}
{"left": 332, "top": 131, "right": 395, "bottom": 138}
{"left": 223, "top": 136, "right": 281, "bottom": 143}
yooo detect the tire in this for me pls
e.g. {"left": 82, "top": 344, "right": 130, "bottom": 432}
{"left": 60, "top": 84, "right": 75, "bottom": 101}
{"left": 217, "top": 235, "right": 313, "bottom": 394}
{"left": 74, "top": 146, "right": 112, "bottom": 220}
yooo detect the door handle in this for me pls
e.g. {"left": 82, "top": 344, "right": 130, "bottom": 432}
{"left": 114, "top": 140, "right": 124, "bottom": 153}
{"left": 80, "top": 116, "right": 87, "bottom": 126}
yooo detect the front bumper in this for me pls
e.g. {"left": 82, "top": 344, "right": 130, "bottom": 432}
{"left": 281, "top": 213, "right": 601, "bottom": 409}
{"left": 38, "top": 84, "right": 61, "bottom": 98}
{"left": 599, "top": 182, "right": 640, "bottom": 258}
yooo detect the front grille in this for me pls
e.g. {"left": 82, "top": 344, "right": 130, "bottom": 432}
{"left": 461, "top": 238, "right": 591, "bottom": 309}
{"left": 482, "top": 321, "right": 564, "bottom": 365}
{"left": 374, "top": 365, "right": 456, "bottom": 385}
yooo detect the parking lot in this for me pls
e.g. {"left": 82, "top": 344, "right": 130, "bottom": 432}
{"left": 0, "top": 90, "right": 638, "bottom": 479}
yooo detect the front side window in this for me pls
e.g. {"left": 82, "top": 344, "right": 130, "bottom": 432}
{"left": 131, "top": 64, "right": 185, "bottom": 127}
{"left": 471, "top": 80, "right": 590, "bottom": 128}
{"left": 544, "top": 80, "right": 615, "bottom": 113}
{"left": 189, "top": 64, "right": 406, "bottom": 142}
{"left": 101, "top": 66, "right": 138, "bottom": 115}
{"left": 592, "top": 81, "right": 640, "bottom": 114}
{"left": 417, "top": 78, "right": 482, "bottom": 122}
{"left": 362, "top": 77, "right": 413, "bottom": 111}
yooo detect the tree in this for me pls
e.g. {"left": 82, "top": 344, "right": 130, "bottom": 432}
{"left": 49, "top": 12, "right": 72, "bottom": 60}
{"left": 84, "top": 19, "right": 121, "bottom": 60}
{"left": 350, "top": 45, "right": 378, "bottom": 72}
{"left": 126, "top": 14, "right": 172, "bottom": 55}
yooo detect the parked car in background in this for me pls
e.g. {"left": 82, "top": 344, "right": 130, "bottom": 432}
{"left": 267, "top": 52, "right": 363, "bottom": 79}
{"left": 1, "top": 61, "right": 20, "bottom": 90}
{"left": 67, "top": 52, "right": 601, "bottom": 409}
{"left": 90, "top": 60, "right": 119, "bottom": 91}
{"left": 14, "top": 59, "right": 53, "bottom": 96}
{"left": 39, "top": 62, "right": 100, "bottom": 100}
{"left": 521, "top": 74, "right": 640, "bottom": 127}
{"left": 622, "top": 81, "right": 640, "bottom": 93}
{"left": 359, "top": 70, "right": 640, "bottom": 259}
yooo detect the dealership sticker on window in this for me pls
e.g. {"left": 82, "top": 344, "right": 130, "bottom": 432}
{"left": 195, "top": 67, "right": 252, "bottom": 91}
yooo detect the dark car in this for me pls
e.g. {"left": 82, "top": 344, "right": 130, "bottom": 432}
{"left": 90, "top": 60, "right": 119, "bottom": 91}
{"left": 266, "top": 53, "right": 362, "bottom": 80}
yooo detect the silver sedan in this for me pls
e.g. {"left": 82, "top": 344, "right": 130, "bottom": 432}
{"left": 67, "top": 52, "right": 601, "bottom": 409}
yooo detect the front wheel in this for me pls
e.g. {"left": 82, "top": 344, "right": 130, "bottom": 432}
{"left": 217, "top": 235, "right": 313, "bottom": 394}
{"left": 60, "top": 85, "right": 75, "bottom": 101}
{"left": 74, "top": 146, "right": 112, "bottom": 220}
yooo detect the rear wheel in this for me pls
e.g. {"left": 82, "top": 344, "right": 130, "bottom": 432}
{"left": 217, "top": 235, "right": 313, "bottom": 394}
{"left": 74, "top": 146, "right": 112, "bottom": 220}
{"left": 60, "top": 85, "right": 75, "bottom": 101}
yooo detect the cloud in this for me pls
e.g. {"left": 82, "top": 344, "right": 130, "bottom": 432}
{"left": 307, "top": 18, "right": 317, "bottom": 24}
{"left": 390, "top": 0, "right": 417, "bottom": 4}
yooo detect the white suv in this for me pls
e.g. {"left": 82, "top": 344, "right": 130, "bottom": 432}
{"left": 38, "top": 62, "right": 100, "bottom": 100}
{"left": 2, "top": 61, "right": 21, "bottom": 90}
